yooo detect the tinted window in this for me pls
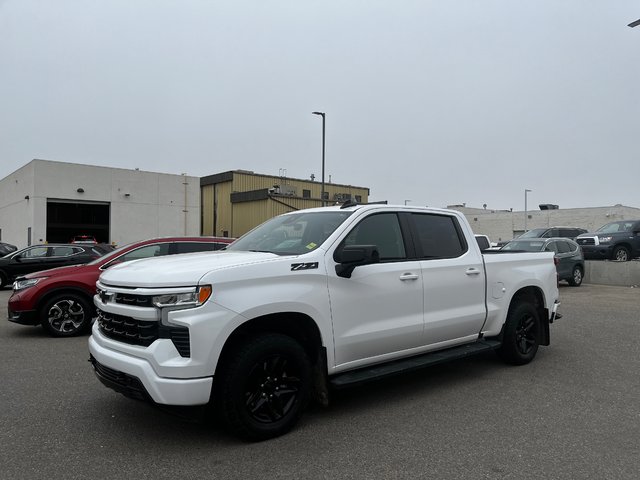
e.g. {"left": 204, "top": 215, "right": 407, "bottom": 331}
{"left": 176, "top": 242, "right": 218, "bottom": 254}
{"left": 411, "top": 213, "right": 466, "bottom": 259}
{"left": 562, "top": 241, "right": 578, "bottom": 253}
{"left": 341, "top": 213, "right": 406, "bottom": 260}
{"left": 542, "top": 229, "right": 555, "bottom": 238}
{"left": 556, "top": 241, "right": 571, "bottom": 253}
{"left": 20, "top": 247, "right": 49, "bottom": 258}
{"left": 544, "top": 242, "right": 558, "bottom": 253}
{"left": 51, "top": 246, "right": 79, "bottom": 257}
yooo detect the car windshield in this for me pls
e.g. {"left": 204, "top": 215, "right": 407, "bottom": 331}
{"left": 596, "top": 222, "right": 634, "bottom": 233}
{"left": 501, "top": 240, "right": 545, "bottom": 252}
{"left": 227, "top": 210, "right": 353, "bottom": 255}
{"left": 518, "top": 228, "right": 548, "bottom": 238}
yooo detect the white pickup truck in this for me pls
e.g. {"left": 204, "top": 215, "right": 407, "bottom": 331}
{"left": 89, "top": 203, "right": 560, "bottom": 440}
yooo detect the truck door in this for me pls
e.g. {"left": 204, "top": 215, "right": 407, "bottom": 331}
{"left": 408, "top": 213, "right": 486, "bottom": 345}
{"left": 327, "top": 212, "right": 424, "bottom": 367}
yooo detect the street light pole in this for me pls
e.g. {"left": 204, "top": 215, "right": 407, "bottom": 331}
{"left": 312, "top": 111, "right": 326, "bottom": 206}
{"left": 524, "top": 189, "right": 532, "bottom": 232}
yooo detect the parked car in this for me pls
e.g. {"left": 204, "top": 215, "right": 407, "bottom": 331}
{"left": 0, "top": 242, "right": 18, "bottom": 256}
{"left": 501, "top": 237, "right": 584, "bottom": 286}
{"left": 7, "top": 236, "right": 234, "bottom": 337}
{"left": 576, "top": 220, "right": 640, "bottom": 262}
{"left": 517, "top": 226, "right": 588, "bottom": 240}
{"left": 0, "top": 244, "right": 106, "bottom": 289}
{"left": 70, "top": 235, "right": 98, "bottom": 244}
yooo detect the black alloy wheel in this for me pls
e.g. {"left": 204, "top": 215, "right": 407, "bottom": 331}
{"left": 612, "top": 246, "right": 630, "bottom": 262}
{"left": 497, "top": 300, "right": 540, "bottom": 365}
{"left": 216, "top": 333, "right": 311, "bottom": 441}
{"left": 244, "top": 354, "right": 302, "bottom": 424}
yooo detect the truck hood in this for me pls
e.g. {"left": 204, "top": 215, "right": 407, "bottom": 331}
{"left": 98, "top": 250, "right": 286, "bottom": 288}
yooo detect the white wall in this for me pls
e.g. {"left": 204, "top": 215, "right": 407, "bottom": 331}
{"left": 0, "top": 160, "right": 201, "bottom": 249}
{"left": 0, "top": 162, "right": 36, "bottom": 247}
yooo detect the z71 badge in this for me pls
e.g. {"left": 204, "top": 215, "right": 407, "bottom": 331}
{"left": 291, "top": 262, "right": 319, "bottom": 271}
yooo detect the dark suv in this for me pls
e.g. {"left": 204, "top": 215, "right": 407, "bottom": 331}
{"left": 518, "top": 226, "right": 588, "bottom": 240}
{"left": 576, "top": 220, "right": 640, "bottom": 261}
{"left": 0, "top": 244, "right": 105, "bottom": 288}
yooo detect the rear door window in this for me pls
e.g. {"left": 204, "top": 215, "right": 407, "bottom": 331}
{"left": 410, "top": 213, "right": 467, "bottom": 259}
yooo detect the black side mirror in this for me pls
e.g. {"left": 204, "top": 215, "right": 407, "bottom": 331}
{"left": 334, "top": 245, "right": 380, "bottom": 278}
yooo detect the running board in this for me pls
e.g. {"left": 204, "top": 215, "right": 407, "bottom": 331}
{"left": 329, "top": 339, "right": 502, "bottom": 389}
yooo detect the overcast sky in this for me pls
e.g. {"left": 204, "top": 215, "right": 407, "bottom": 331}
{"left": 1, "top": 1, "right": 639, "bottom": 210}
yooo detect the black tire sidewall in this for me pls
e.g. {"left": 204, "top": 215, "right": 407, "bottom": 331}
{"left": 217, "top": 333, "right": 311, "bottom": 441}
{"left": 498, "top": 301, "right": 540, "bottom": 365}
{"left": 40, "top": 293, "right": 93, "bottom": 337}
{"left": 569, "top": 266, "right": 583, "bottom": 286}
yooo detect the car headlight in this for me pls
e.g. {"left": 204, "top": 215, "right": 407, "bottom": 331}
{"left": 597, "top": 236, "right": 613, "bottom": 243}
{"left": 13, "top": 277, "right": 45, "bottom": 291}
{"left": 152, "top": 285, "right": 212, "bottom": 308}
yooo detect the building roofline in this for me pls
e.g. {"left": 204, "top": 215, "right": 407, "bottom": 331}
{"left": 200, "top": 169, "right": 370, "bottom": 192}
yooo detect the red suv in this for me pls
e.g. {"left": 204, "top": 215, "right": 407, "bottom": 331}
{"left": 7, "top": 236, "right": 233, "bottom": 337}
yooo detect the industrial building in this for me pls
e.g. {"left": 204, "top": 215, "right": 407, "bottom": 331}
{"left": 200, "top": 170, "right": 370, "bottom": 238}
{"left": 0, "top": 160, "right": 369, "bottom": 248}
{"left": 0, "top": 160, "right": 200, "bottom": 248}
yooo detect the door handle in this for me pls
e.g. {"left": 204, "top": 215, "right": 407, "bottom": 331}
{"left": 465, "top": 268, "right": 481, "bottom": 276}
{"left": 399, "top": 273, "right": 419, "bottom": 281}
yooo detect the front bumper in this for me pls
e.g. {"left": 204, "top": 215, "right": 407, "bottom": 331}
{"left": 88, "top": 331, "right": 213, "bottom": 406}
{"left": 7, "top": 308, "right": 39, "bottom": 326}
{"left": 580, "top": 245, "right": 614, "bottom": 260}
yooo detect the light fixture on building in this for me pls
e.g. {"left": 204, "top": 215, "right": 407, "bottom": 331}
{"left": 77, "top": 188, "right": 85, "bottom": 193}
{"left": 124, "top": 193, "right": 131, "bottom": 197}
{"left": 24, "top": 195, "right": 30, "bottom": 200}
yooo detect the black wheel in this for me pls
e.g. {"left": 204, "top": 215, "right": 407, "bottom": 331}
{"left": 497, "top": 300, "right": 540, "bottom": 365}
{"left": 40, "top": 293, "right": 93, "bottom": 337}
{"left": 568, "top": 266, "right": 583, "bottom": 287}
{"left": 216, "top": 333, "right": 311, "bottom": 441}
{"left": 612, "top": 246, "right": 630, "bottom": 262}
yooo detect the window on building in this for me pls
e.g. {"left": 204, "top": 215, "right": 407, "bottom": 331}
{"left": 355, "top": 195, "right": 362, "bottom": 203}
{"left": 303, "top": 189, "right": 311, "bottom": 198}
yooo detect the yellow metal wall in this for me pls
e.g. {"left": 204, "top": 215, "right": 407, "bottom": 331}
{"left": 201, "top": 172, "right": 370, "bottom": 238}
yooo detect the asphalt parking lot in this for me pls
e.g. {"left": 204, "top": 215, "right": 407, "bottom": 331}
{"left": 1, "top": 284, "right": 639, "bottom": 480}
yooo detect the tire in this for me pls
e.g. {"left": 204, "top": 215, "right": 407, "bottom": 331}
{"left": 612, "top": 246, "right": 630, "bottom": 262}
{"left": 216, "top": 333, "right": 311, "bottom": 441}
{"left": 497, "top": 300, "right": 540, "bottom": 365}
{"left": 568, "top": 266, "right": 583, "bottom": 287}
{"left": 40, "top": 293, "right": 94, "bottom": 337}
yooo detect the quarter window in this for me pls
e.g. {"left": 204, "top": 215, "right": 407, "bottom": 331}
{"left": 411, "top": 213, "right": 466, "bottom": 259}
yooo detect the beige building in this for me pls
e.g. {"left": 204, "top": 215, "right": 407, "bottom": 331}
{"left": 451, "top": 204, "right": 640, "bottom": 243}
{"left": 200, "top": 170, "right": 370, "bottom": 238}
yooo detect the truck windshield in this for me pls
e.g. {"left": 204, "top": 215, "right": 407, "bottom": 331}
{"left": 519, "top": 228, "right": 549, "bottom": 238}
{"left": 596, "top": 222, "right": 633, "bottom": 233}
{"left": 227, "top": 211, "right": 353, "bottom": 255}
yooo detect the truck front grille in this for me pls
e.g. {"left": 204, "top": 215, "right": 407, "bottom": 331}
{"left": 97, "top": 309, "right": 191, "bottom": 357}
{"left": 577, "top": 238, "right": 595, "bottom": 246}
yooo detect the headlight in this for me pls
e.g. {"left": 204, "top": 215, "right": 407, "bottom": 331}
{"left": 152, "top": 285, "right": 212, "bottom": 308}
{"left": 597, "top": 236, "right": 613, "bottom": 243}
{"left": 13, "top": 278, "right": 45, "bottom": 291}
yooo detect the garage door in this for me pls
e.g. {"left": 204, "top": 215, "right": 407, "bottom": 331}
{"left": 46, "top": 200, "right": 110, "bottom": 244}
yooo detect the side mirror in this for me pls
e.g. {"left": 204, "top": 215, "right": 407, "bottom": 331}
{"left": 334, "top": 245, "right": 380, "bottom": 278}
